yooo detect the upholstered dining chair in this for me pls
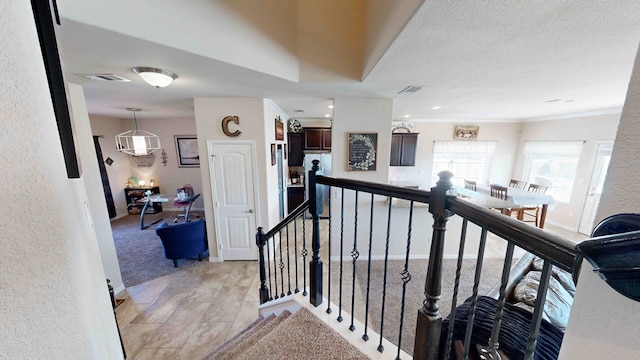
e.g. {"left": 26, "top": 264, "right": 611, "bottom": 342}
{"left": 521, "top": 183, "right": 549, "bottom": 227}
{"left": 173, "top": 184, "right": 201, "bottom": 223}
{"left": 464, "top": 179, "right": 477, "bottom": 191}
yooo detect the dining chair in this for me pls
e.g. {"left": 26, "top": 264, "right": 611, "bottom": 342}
{"left": 464, "top": 179, "right": 477, "bottom": 191}
{"left": 490, "top": 184, "right": 514, "bottom": 216}
{"left": 509, "top": 179, "right": 527, "bottom": 190}
{"left": 521, "top": 183, "right": 549, "bottom": 227}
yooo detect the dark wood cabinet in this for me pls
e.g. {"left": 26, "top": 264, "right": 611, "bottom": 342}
{"left": 124, "top": 186, "right": 162, "bottom": 215}
{"left": 303, "top": 128, "right": 331, "bottom": 151}
{"left": 287, "top": 186, "right": 305, "bottom": 213}
{"left": 390, "top": 133, "right": 418, "bottom": 166}
{"left": 287, "top": 133, "right": 304, "bottom": 166}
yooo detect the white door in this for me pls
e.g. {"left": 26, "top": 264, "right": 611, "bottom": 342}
{"left": 209, "top": 141, "right": 259, "bottom": 260}
{"left": 578, "top": 142, "right": 613, "bottom": 235}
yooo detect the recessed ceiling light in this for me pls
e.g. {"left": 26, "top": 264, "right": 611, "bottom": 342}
{"left": 328, "top": 105, "right": 334, "bottom": 109}
{"left": 404, "top": 114, "right": 410, "bottom": 118}
{"left": 432, "top": 106, "right": 441, "bottom": 110}
{"left": 324, "top": 114, "right": 330, "bottom": 118}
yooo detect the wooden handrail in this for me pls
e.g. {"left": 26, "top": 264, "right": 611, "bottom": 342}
{"left": 262, "top": 200, "right": 310, "bottom": 240}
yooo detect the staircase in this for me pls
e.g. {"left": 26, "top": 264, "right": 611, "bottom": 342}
{"left": 202, "top": 307, "right": 370, "bottom": 359}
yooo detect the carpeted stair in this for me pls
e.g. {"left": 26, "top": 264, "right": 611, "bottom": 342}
{"left": 202, "top": 307, "right": 369, "bottom": 360}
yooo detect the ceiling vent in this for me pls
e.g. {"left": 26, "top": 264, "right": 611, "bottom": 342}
{"left": 293, "top": 109, "right": 304, "bottom": 113}
{"left": 77, "top": 74, "right": 131, "bottom": 82}
{"left": 398, "top": 85, "right": 424, "bottom": 94}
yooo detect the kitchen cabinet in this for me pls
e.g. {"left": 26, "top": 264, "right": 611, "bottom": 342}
{"left": 124, "top": 186, "right": 162, "bottom": 215}
{"left": 287, "top": 133, "right": 304, "bottom": 166}
{"left": 390, "top": 133, "right": 418, "bottom": 166}
{"left": 287, "top": 186, "right": 305, "bottom": 213}
{"left": 303, "top": 128, "right": 331, "bottom": 151}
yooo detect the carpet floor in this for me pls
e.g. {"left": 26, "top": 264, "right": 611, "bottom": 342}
{"left": 351, "top": 257, "right": 508, "bottom": 355}
{"left": 111, "top": 212, "right": 205, "bottom": 287}
{"left": 204, "top": 308, "right": 369, "bottom": 360}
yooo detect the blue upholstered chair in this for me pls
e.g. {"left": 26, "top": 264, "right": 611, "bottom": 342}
{"left": 155, "top": 220, "right": 208, "bottom": 267}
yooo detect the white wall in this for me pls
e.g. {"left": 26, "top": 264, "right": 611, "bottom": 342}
{"left": 128, "top": 117, "right": 204, "bottom": 211}
{"left": 194, "top": 97, "right": 282, "bottom": 260}
{"left": 388, "top": 121, "right": 521, "bottom": 189}
{"left": 0, "top": 2, "right": 122, "bottom": 358}
{"left": 515, "top": 113, "right": 620, "bottom": 230}
{"left": 559, "top": 44, "right": 640, "bottom": 360}
{"left": 264, "top": 99, "right": 290, "bottom": 226}
{"left": 69, "top": 85, "right": 124, "bottom": 294}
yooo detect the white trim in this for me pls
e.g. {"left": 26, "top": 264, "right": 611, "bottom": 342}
{"left": 520, "top": 108, "right": 622, "bottom": 122}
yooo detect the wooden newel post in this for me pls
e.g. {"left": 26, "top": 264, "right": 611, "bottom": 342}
{"left": 414, "top": 170, "right": 454, "bottom": 360}
{"left": 255, "top": 227, "right": 270, "bottom": 304}
{"left": 308, "top": 160, "right": 323, "bottom": 307}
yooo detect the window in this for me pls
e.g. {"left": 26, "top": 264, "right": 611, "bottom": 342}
{"left": 523, "top": 141, "right": 584, "bottom": 203}
{"left": 432, "top": 141, "right": 497, "bottom": 186}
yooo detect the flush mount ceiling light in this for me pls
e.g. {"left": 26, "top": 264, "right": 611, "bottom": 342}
{"left": 115, "top": 108, "right": 161, "bottom": 156}
{"left": 131, "top": 67, "right": 177, "bottom": 88}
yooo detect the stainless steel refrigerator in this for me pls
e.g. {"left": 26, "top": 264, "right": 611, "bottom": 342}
{"left": 303, "top": 152, "right": 332, "bottom": 216}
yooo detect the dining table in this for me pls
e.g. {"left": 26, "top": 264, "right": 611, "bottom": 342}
{"left": 453, "top": 186, "right": 523, "bottom": 214}
{"left": 463, "top": 184, "right": 556, "bottom": 228}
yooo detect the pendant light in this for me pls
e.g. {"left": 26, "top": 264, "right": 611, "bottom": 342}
{"left": 115, "top": 108, "right": 161, "bottom": 156}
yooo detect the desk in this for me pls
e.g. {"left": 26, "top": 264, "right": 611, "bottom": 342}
{"left": 475, "top": 185, "right": 555, "bottom": 228}
{"left": 139, "top": 193, "right": 172, "bottom": 230}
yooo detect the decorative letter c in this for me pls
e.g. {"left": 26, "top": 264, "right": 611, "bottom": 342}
{"left": 222, "top": 116, "right": 241, "bottom": 137}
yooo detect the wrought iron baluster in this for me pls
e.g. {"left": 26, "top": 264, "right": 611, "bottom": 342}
{"left": 363, "top": 193, "right": 375, "bottom": 341}
{"left": 397, "top": 201, "right": 415, "bottom": 359}
{"left": 327, "top": 188, "right": 333, "bottom": 314}
{"left": 478, "top": 242, "right": 515, "bottom": 359}
{"left": 273, "top": 230, "right": 284, "bottom": 297}
{"left": 294, "top": 215, "right": 299, "bottom": 294}
{"left": 349, "top": 191, "right": 360, "bottom": 332}
{"left": 285, "top": 224, "right": 292, "bottom": 296}
{"left": 278, "top": 229, "right": 285, "bottom": 298}
{"left": 337, "top": 188, "right": 345, "bottom": 322}
{"left": 462, "top": 228, "right": 488, "bottom": 359}
{"left": 272, "top": 234, "right": 280, "bottom": 299}
{"left": 302, "top": 213, "right": 308, "bottom": 296}
{"left": 377, "top": 198, "right": 393, "bottom": 353}
{"left": 444, "top": 218, "right": 470, "bottom": 360}
{"left": 266, "top": 233, "right": 274, "bottom": 301}
{"left": 524, "top": 260, "right": 553, "bottom": 359}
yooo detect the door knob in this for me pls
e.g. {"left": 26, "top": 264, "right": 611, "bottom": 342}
{"left": 246, "top": 209, "right": 254, "bottom": 213}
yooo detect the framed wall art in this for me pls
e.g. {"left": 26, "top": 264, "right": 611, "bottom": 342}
{"left": 348, "top": 132, "right": 377, "bottom": 171}
{"left": 454, "top": 125, "right": 479, "bottom": 140}
{"left": 275, "top": 116, "right": 284, "bottom": 141}
{"left": 174, "top": 135, "right": 200, "bottom": 167}
{"left": 271, "top": 143, "right": 277, "bottom": 165}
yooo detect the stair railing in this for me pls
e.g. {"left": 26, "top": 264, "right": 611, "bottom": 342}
{"left": 256, "top": 168, "right": 579, "bottom": 360}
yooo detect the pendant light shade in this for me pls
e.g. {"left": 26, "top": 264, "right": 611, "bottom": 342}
{"left": 115, "top": 108, "right": 161, "bottom": 156}
{"left": 131, "top": 67, "right": 177, "bottom": 88}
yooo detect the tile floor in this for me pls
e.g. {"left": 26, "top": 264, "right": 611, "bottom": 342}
{"left": 114, "top": 218, "right": 587, "bottom": 360}
{"left": 116, "top": 260, "right": 261, "bottom": 360}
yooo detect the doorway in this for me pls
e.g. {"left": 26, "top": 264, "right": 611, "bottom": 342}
{"left": 578, "top": 142, "right": 613, "bottom": 235}
{"left": 208, "top": 141, "right": 260, "bottom": 260}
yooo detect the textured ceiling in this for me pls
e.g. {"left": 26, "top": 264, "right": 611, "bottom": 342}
{"left": 56, "top": 1, "right": 640, "bottom": 121}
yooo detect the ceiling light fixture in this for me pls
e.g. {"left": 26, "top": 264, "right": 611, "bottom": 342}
{"left": 432, "top": 106, "right": 442, "bottom": 110}
{"left": 131, "top": 67, "right": 177, "bottom": 88}
{"left": 115, "top": 108, "right": 161, "bottom": 156}
{"left": 404, "top": 114, "right": 410, "bottom": 118}
{"left": 328, "top": 105, "right": 334, "bottom": 109}
{"left": 324, "top": 114, "right": 330, "bottom": 118}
